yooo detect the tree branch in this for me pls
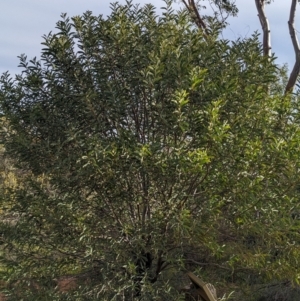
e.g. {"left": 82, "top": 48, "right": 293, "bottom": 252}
{"left": 255, "top": 0, "right": 271, "bottom": 57}
{"left": 285, "top": 0, "right": 300, "bottom": 94}
{"left": 181, "top": 0, "right": 209, "bottom": 37}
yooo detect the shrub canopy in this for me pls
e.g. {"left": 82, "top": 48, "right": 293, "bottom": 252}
{"left": 1, "top": 1, "right": 300, "bottom": 300}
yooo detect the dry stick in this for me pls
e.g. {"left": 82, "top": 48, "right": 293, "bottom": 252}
{"left": 285, "top": 0, "right": 300, "bottom": 94}
{"left": 255, "top": 0, "right": 271, "bottom": 58}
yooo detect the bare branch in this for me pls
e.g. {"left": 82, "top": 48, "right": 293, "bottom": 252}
{"left": 255, "top": 0, "right": 271, "bottom": 57}
{"left": 285, "top": 0, "right": 300, "bottom": 94}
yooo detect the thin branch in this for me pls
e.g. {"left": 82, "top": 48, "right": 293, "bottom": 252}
{"left": 255, "top": 0, "right": 271, "bottom": 57}
{"left": 285, "top": 0, "right": 300, "bottom": 94}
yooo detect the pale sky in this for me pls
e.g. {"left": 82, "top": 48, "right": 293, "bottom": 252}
{"left": 0, "top": 0, "right": 298, "bottom": 76}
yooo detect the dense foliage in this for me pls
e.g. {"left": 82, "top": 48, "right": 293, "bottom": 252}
{"left": 1, "top": 1, "right": 300, "bottom": 300}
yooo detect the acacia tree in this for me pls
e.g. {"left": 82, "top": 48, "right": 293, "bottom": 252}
{"left": 1, "top": 1, "right": 300, "bottom": 300}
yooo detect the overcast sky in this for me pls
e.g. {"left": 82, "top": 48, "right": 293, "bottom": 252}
{"left": 0, "top": 0, "right": 299, "bottom": 76}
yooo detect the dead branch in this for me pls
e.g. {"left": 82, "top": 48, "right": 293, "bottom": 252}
{"left": 255, "top": 0, "right": 271, "bottom": 57}
{"left": 285, "top": 0, "right": 300, "bottom": 94}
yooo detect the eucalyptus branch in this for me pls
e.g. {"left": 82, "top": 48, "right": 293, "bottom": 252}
{"left": 181, "top": 0, "right": 209, "bottom": 37}
{"left": 285, "top": 0, "right": 300, "bottom": 94}
{"left": 255, "top": 0, "right": 271, "bottom": 57}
